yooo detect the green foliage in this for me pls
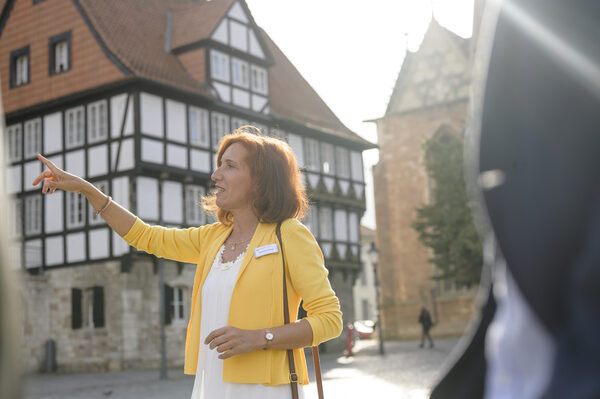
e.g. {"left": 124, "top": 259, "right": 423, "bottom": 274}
{"left": 412, "top": 134, "right": 483, "bottom": 286}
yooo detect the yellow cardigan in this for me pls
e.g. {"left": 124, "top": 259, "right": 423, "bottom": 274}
{"left": 123, "top": 217, "right": 343, "bottom": 386}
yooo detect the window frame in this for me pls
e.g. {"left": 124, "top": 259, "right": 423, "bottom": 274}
{"left": 89, "top": 180, "right": 109, "bottom": 225}
{"left": 304, "top": 138, "right": 320, "bottom": 172}
{"left": 172, "top": 286, "right": 187, "bottom": 322}
{"left": 250, "top": 65, "right": 268, "bottom": 95}
{"left": 10, "top": 46, "right": 30, "bottom": 88}
{"left": 87, "top": 99, "right": 108, "bottom": 144}
{"left": 231, "top": 57, "right": 249, "bottom": 88}
{"left": 66, "top": 191, "right": 86, "bottom": 229}
{"left": 65, "top": 106, "right": 85, "bottom": 149}
{"left": 320, "top": 142, "right": 335, "bottom": 175}
{"left": 24, "top": 194, "right": 42, "bottom": 236}
{"left": 188, "top": 106, "right": 210, "bottom": 148}
{"left": 6, "top": 124, "right": 22, "bottom": 163}
{"left": 211, "top": 112, "right": 229, "bottom": 150}
{"left": 23, "top": 118, "right": 41, "bottom": 160}
{"left": 49, "top": 31, "right": 72, "bottom": 76}
{"left": 185, "top": 185, "right": 206, "bottom": 226}
{"left": 210, "top": 50, "right": 230, "bottom": 83}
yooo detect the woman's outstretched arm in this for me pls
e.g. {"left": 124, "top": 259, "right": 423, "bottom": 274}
{"left": 32, "top": 153, "right": 136, "bottom": 236}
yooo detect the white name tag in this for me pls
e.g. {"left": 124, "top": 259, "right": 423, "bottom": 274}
{"left": 254, "top": 243, "right": 279, "bottom": 258}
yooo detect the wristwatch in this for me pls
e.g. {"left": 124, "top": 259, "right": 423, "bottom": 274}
{"left": 263, "top": 329, "right": 274, "bottom": 350}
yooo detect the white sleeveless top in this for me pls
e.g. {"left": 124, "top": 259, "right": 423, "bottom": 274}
{"left": 190, "top": 244, "right": 305, "bottom": 399}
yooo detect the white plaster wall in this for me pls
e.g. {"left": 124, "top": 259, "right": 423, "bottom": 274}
{"left": 65, "top": 150, "right": 85, "bottom": 177}
{"left": 43, "top": 112, "right": 62, "bottom": 154}
{"left": 232, "top": 89, "right": 250, "bottom": 108}
{"left": 212, "top": 19, "right": 228, "bottom": 44}
{"left": 190, "top": 149, "right": 211, "bottom": 173}
{"left": 45, "top": 236, "right": 64, "bottom": 266}
{"left": 24, "top": 160, "right": 41, "bottom": 192}
{"left": 167, "top": 144, "right": 188, "bottom": 169}
{"left": 228, "top": 2, "right": 248, "bottom": 22}
{"left": 8, "top": 165, "right": 21, "bottom": 194}
{"left": 89, "top": 228, "right": 110, "bottom": 260}
{"left": 229, "top": 20, "right": 248, "bottom": 52}
{"left": 44, "top": 191, "right": 63, "bottom": 233}
{"left": 353, "top": 183, "right": 364, "bottom": 199}
{"left": 110, "top": 94, "right": 134, "bottom": 138}
{"left": 162, "top": 181, "right": 183, "bottom": 224}
{"left": 66, "top": 232, "right": 86, "bottom": 263}
{"left": 140, "top": 92, "right": 164, "bottom": 138}
{"left": 213, "top": 82, "right": 231, "bottom": 103}
{"left": 24, "top": 239, "right": 42, "bottom": 268}
{"left": 166, "top": 100, "right": 186, "bottom": 144}
{"left": 141, "top": 139, "right": 164, "bottom": 164}
{"left": 251, "top": 94, "right": 267, "bottom": 112}
{"left": 87, "top": 144, "right": 108, "bottom": 178}
{"left": 249, "top": 30, "right": 265, "bottom": 59}
{"left": 111, "top": 138, "right": 134, "bottom": 172}
{"left": 137, "top": 177, "right": 159, "bottom": 220}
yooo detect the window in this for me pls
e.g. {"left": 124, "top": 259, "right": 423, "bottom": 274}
{"left": 321, "top": 142, "right": 335, "bottom": 175}
{"left": 67, "top": 191, "right": 86, "bottom": 229}
{"left": 10, "top": 46, "right": 30, "bottom": 88}
{"left": 89, "top": 181, "right": 108, "bottom": 225}
{"left": 304, "top": 138, "right": 320, "bottom": 172}
{"left": 24, "top": 118, "right": 41, "bottom": 159}
{"left": 49, "top": 32, "right": 71, "bottom": 75}
{"left": 210, "top": 50, "right": 230, "bottom": 82}
{"left": 303, "top": 205, "right": 319, "bottom": 239}
{"left": 72, "top": 286, "right": 105, "bottom": 329}
{"left": 232, "top": 58, "right": 249, "bottom": 88}
{"left": 65, "top": 106, "right": 85, "bottom": 148}
{"left": 251, "top": 65, "right": 268, "bottom": 94}
{"left": 319, "top": 206, "right": 333, "bottom": 240}
{"left": 12, "top": 198, "right": 22, "bottom": 237}
{"left": 6, "top": 124, "right": 22, "bottom": 162}
{"left": 164, "top": 284, "right": 188, "bottom": 324}
{"left": 211, "top": 112, "right": 229, "bottom": 150}
{"left": 185, "top": 185, "right": 206, "bottom": 225}
{"left": 335, "top": 147, "right": 350, "bottom": 178}
{"left": 231, "top": 117, "right": 248, "bottom": 130}
{"left": 189, "top": 106, "right": 209, "bottom": 147}
{"left": 172, "top": 287, "right": 186, "bottom": 322}
{"left": 24, "top": 195, "right": 42, "bottom": 236}
{"left": 87, "top": 100, "right": 108, "bottom": 144}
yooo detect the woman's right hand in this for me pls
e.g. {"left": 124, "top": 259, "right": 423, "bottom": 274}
{"left": 32, "top": 154, "right": 89, "bottom": 195}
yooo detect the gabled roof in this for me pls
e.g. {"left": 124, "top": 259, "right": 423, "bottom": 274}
{"left": 384, "top": 18, "right": 471, "bottom": 116}
{"left": 0, "top": 0, "right": 372, "bottom": 147}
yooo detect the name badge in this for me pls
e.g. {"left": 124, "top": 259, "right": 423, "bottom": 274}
{"left": 254, "top": 243, "right": 279, "bottom": 258}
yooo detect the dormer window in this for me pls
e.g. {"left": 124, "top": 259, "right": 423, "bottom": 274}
{"left": 10, "top": 46, "right": 30, "bottom": 88}
{"left": 49, "top": 31, "right": 71, "bottom": 75}
{"left": 210, "top": 50, "right": 230, "bottom": 82}
{"left": 251, "top": 65, "right": 268, "bottom": 95}
{"left": 232, "top": 58, "right": 249, "bottom": 88}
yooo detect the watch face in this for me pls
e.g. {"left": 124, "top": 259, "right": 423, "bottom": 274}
{"left": 266, "top": 332, "right": 274, "bottom": 341}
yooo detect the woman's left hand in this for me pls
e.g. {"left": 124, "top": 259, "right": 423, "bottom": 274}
{"left": 205, "top": 326, "right": 263, "bottom": 360}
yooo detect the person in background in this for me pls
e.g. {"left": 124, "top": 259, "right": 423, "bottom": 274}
{"left": 33, "top": 126, "right": 343, "bottom": 399}
{"left": 418, "top": 307, "right": 434, "bottom": 349}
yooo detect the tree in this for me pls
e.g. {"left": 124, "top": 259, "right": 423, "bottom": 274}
{"left": 412, "top": 133, "right": 483, "bottom": 286}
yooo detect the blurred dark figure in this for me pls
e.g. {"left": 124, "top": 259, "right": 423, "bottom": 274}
{"left": 418, "top": 307, "right": 434, "bottom": 349}
{"left": 430, "top": 0, "right": 600, "bottom": 398}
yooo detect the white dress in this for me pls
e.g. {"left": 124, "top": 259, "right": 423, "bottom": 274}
{"left": 190, "top": 244, "right": 305, "bottom": 399}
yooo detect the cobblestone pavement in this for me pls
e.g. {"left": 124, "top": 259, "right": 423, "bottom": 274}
{"left": 23, "top": 338, "right": 459, "bottom": 399}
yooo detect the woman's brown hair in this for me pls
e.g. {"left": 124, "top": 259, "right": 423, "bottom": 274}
{"left": 203, "top": 125, "right": 309, "bottom": 225}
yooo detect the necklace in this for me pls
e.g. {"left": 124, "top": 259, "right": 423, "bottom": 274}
{"left": 227, "top": 236, "right": 252, "bottom": 251}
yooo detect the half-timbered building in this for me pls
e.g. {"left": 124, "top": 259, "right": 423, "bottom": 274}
{"left": 2, "top": 0, "right": 373, "bottom": 371}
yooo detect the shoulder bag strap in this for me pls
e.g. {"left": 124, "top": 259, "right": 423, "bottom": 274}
{"left": 276, "top": 221, "right": 324, "bottom": 399}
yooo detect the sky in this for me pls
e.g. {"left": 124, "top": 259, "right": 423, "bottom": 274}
{"left": 245, "top": 0, "right": 475, "bottom": 230}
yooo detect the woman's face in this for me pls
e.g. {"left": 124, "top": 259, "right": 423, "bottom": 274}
{"left": 211, "top": 143, "right": 254, "bottom": 212}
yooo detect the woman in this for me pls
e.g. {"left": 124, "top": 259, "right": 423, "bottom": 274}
{"left": 32, "top": 126, "right": 343, "bottom": 398}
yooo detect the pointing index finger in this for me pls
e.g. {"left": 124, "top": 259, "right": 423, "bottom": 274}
{"left": 37, "top": 153, "right": 58, "bottom": 173}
